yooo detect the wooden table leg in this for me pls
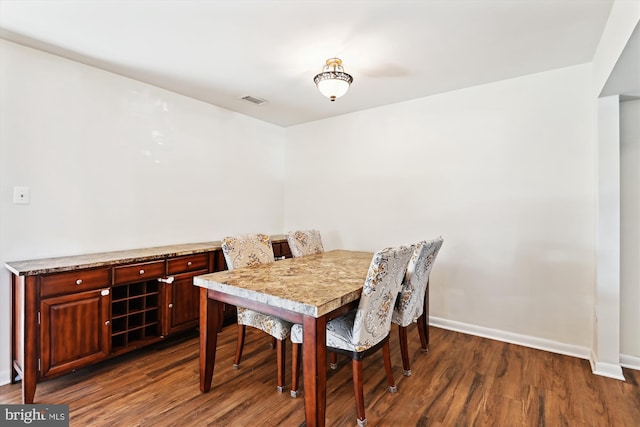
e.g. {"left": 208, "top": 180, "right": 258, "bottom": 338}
{"left": 302, "top": 315, "right": 327, "bottom": 427}
{"left": 200, "top": 288, "right": 222, "bottom": 392}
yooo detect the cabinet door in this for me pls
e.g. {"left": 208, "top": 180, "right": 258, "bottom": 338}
{"left": 164, "top": 270, "right": 206, "bottom": 335}
{"left": 272, "top": 241, "right": 292, "bottom": 260}
{"left": 40, "top": 288, "right": 111, "bottom": 379}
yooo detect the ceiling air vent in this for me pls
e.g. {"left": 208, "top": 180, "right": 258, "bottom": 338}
{"left": 240, "top": 95, "right": 267, "bottom": 105}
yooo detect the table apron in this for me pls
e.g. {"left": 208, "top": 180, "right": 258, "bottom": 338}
{"left": 206, "top": 289, "right": 357, "bottom": 325}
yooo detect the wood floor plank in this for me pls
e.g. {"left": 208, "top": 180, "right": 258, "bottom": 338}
{"left": 1, "top": 325, "right": 638, "bottom": 426}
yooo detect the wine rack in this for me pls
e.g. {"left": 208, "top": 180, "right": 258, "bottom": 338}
{"left": 111, "top": 280, "right": 161, "bottom": 352}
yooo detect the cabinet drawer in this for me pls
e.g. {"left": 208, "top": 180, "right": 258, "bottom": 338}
{"left": 167, "top": 253, "right": 209, "bottom": 275}
{"left": 40, "top": 268, "right": 110, "bottom": 297}
{"left": 113, "top": 260, "right": 165, "bottom": 285}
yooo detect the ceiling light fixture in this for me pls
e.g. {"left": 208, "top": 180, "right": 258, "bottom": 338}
{"left": 313, "top": 58, "right": 353, "bottom": 101}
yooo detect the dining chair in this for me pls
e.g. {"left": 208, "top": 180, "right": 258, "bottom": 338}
{"left": 287, "top": 229, "right": 341, "bottom": 368}
{"left": 286, "top": 229, "right": 324, "bottom": 257}
{"left": 290, "top": 245, "right": 413, "bottom": 427}
{"left": 221, "top": 233, "right": 293, "bottom": 392}
{"left": 391, "top": 237, "right": 444, "bottom": 376}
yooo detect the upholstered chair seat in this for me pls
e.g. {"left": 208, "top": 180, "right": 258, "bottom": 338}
{"left": 391, "top": 237, "right": 444, "bottom": 376}
{"left": 236, "top": 308, "right": 291, "bottom": 340}
{"left": 290, "top": 245, "right": 413, "bottom": 427}
{"left": 221, "top": 233, "right": 293, "bottom": 392}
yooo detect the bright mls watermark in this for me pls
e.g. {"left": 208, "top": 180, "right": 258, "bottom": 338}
{"left": 1, "top": 405, "right": 69, "bottom": 426}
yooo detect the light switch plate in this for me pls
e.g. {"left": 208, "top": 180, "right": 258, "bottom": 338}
{"left": 13, "top": 186, "right": 30, "bottom": 204}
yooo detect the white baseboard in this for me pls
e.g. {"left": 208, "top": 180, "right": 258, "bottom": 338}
{"left": 430, "top": 316, "right": 640, "bottom": 380}
{"left": 430, "top": 316, "right": 591, "bottom": 360}
{"left": 620, "top": 353, "right": 640, "bottom": 371}
{"left": 589, "top": 351, "right": 625, "bottom": 380}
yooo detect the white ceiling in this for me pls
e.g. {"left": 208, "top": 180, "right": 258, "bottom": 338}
{"left": 601, "top": 20, "right": 640, "bottom": 99}
{"left": 0, "top": 0, "right": 615, "bottom": 127}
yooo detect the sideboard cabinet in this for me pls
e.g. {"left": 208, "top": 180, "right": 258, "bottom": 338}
{"left": 6, "top": 236, "right": 291, "bottom": 404}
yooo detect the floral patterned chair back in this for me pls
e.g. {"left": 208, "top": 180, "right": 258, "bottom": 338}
{"left": 220, "top": 233, "right": 291, "bottom": 393}
{"left": 286, "top": 229, "right": 324, "bottom": 257}
{"left": 289, "top": 244, "right": 413, "bottom": 426}
{"left": 324, "top": 245, "right": 413, "bottom": 352}
{"left": 221, "top": 233, "right": 275, "bottom": 270}
{"left": 392, "top": 237, "right": 444, "bottom": 327}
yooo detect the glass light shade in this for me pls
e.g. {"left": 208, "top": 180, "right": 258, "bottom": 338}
{"left": 316, "top": 78, "right": 350, "bottom": 100}
{"left": 313, "top": 58, "right": 353, "bottom": 101}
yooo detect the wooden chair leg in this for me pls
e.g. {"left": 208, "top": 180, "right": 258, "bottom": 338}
{"left": 419, "top": 281, "right": 430, "bottom": 353}
{"left": 352, "top": 359, "right": 367, "bottom": 427}
{"left": 276, "top": 338, "right": 286, "bottom": 392}
{"left": 329, "top": 351, "right": 338, "bottom": 369}
{"left": 291, "top": 342, "right": 301, "bottom": 397}
{"left": 382, "top": 340, "right": 397, "bottom": 393}
{"left": 398, "top": 325, "right": 411, "bottom": 376}
{"left": 233, "top": 324, "right": 246, "bottom": 368}
{"left": 416, "top": 315, "right": 428, "bottom": 353}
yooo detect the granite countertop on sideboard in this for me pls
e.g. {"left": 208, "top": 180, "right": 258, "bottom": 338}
{"left": 5, "top": 234, "right": 288, "bottom": 276}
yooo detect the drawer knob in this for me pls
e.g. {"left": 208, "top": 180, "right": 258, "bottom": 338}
{"left": 105, "top": 320, "right": 110, "bottom": 326}
{"left": 139, "top": 269, "right": 145, "bottom": 275}
{"left": 76, "top": 279, "right": 83, "bottom": 285}
{"left": 187, "top": 261, "right": 193, "bottom": 266}
{"left": 168, "top": 303, "right": 174, "bottom": 308}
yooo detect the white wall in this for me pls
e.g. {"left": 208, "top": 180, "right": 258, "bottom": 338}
{"left": 285, "top": 64, "right": 596, "bottom": 352}
{"left": 620, "top": 99, "right": 640, "bottom": 363}
{"left": 0, "top": 40, "right": 285, "bottom": 384}
{"left": 591, "top": 0, "right": 640, "bottom": 375}
{"left": 594, "top": 95, "right": 623, "bottom": 379}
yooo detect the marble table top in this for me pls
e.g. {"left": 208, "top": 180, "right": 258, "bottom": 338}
{"left": 194, "top": 250, "right": 373, "bottom": 318}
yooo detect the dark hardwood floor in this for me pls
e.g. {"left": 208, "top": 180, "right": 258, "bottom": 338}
{"left": 1, "top": 325, "right": 638, "bottom": 426}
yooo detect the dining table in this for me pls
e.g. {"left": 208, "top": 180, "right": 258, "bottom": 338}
{"left": 193, "top": 249, "right": 374, "bottom": 427}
